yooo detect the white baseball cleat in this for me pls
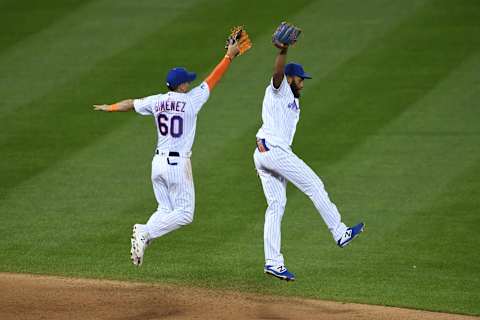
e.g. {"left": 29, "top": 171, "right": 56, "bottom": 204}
{"left": 130, "top": 224, "right": 150, "bottom": 267}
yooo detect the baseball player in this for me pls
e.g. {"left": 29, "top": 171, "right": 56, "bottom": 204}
{"left": 254, "top": 22, "right": 364, "bottom": 281}
{"left": 93, "top": 28, "right": 251, "bottom": 266}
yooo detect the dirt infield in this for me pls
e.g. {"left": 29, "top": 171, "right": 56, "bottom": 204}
{"left": 0, "top": 273, "right": 477, "bottom": 320}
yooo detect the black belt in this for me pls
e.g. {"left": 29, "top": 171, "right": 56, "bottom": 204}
{"left": 155, "top": 150, "right": 180, "bottom": 157}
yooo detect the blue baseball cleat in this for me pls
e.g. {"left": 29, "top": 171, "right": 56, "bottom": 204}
{"left": 264, "top": 265, "right": 296, "bottom": 281}
{"left": 337, "top": 222, "right": 365, "bottom": 248}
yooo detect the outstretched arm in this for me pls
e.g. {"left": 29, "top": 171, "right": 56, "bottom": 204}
{"left": 93, "top": 99, "right": 134, "bottom": 112}
{"left": 272, "top": 46, "right": 288, "bottom": 89}
{"left": 204, "top": 42, "right": 240, "bottom": 91}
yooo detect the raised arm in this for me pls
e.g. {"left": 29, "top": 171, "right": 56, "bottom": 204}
{"left": 93, "top": 99, "right": 134, "bottom": 112}
{"left": 205, "top": 26, "right": 252, "bottom": 91}
{"left": 204, "top": 42, "right": 240, "bottom": 91}
{"left": 272, "top": 46, "right": 288, "bottom": 89}
{"left": 271, "top": 22, "right": 302, "bottom": 88}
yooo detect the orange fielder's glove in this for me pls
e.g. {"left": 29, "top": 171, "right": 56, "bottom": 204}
{"left": 225, "top": 26, "right": 252, "bottom": 56}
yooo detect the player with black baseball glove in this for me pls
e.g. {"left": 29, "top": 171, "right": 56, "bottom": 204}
{"left": 254, "top": 22, "right": 364, "bottom": 282}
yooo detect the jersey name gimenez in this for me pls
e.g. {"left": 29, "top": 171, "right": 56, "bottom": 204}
{"left": 256, "top": 76, "right": 300, "bottom": 148}
{"left": 133, "top": 82, "right": 210, "bottom": 154}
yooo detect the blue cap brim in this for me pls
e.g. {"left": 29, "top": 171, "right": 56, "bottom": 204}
{"left": 301, "top": 72, "right": 312, "bottom": 79}
{"left": 187, "top": 72, "right": 197, "bottom": 82}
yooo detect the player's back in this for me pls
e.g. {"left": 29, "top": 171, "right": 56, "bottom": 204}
{"left": 134, "top": 82, "right": 210, "bottom": 154}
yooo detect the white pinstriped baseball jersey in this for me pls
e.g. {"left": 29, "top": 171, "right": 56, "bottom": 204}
{"left": 254, "top": 75, "right": 348, "bottom": 268}
{"left": 256, "top": 76, "right": 300, "bottom": 148}
{"left": 134, "top": 82, "right": 210, "bottom": 154}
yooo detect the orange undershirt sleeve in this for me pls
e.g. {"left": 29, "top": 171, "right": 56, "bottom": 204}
{"left": 205, "top": 55, "right": 232, "bottom": 91}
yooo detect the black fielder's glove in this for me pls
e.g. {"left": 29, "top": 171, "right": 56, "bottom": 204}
{"left": 272, "top": 22, "right": 301, "bottom": 49}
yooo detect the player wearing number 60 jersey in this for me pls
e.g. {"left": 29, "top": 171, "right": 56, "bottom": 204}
{"left": 93, "top": 34, "right": 248, "bottom": 267}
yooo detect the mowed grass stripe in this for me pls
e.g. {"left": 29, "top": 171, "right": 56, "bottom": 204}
{"left": 295, "top": 0, "right": 480, "bottom": 167}
{"left": 325, "top": 160, "right": 480, "bottom": 316}
{"left": 0, "top": 0, "right": 93, "bottom": 53}
{"left": 385, "top": 162, "right": 480, "bottom": 315}
{"left": 321, "top": 51, "right": 480, "bottom": 220}
{"left": 0, "top": 0, "right": 200, "bottom": 119}
{"left": 363, "top": 55, "right": 480, "bottom": 314}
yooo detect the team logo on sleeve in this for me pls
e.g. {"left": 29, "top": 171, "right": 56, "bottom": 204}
{"left": 287, "top": 100, "right": 299, "bottom": 112}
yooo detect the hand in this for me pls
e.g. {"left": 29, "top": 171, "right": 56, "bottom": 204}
{"left": 224, "top": 26, "right": 251, "bottom": 58}
{"left": 93, "top": 104, "right": 109, "bottom": 111}
{"left": 274, "top": 42, "right": 289, "bottom": 52}
{"left": 226, "top": 41, "right": 240, "bottom": 59}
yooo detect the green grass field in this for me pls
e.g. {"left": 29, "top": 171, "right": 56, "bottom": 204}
{"left": 1, "top": 0, "right": 479, "bottom": 316}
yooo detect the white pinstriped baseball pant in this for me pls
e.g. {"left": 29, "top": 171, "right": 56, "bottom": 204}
{"left": 254, "top": 143, "right": 347, "bottom": 267}
{"left": 141, "top": 154, "right": 195, "bottom": 240}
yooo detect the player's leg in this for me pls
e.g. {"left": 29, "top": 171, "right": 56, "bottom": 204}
{"left": 133, "top": 155, "right": 172, "bottom": 238}
{"left": 144, "top": 163, "right": 177, "bottom": 239}
{"left": 267, "top": 147, "right": 348, "bottom": 242}
{"left": 131, "top": 156, "right": 171, "bottom": 266}
{"left": 144, "top": 157, "right": 195, "bottom": 238}
{"left": 257, "top": 167, "right": 288, "bottom": 268}
{"left": 166, "top": 157, "right": 195, "bottom": 227}
{"left": 255, "top": 149, "right": 296, "bottom": 280}
{"left": 254, "top": 149, "right": 288, "bottom": 267}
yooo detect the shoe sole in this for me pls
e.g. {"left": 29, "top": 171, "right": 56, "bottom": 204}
{"left": 130, "top": 225, "right": 143, "bottom": 266}
{"left": 264, "top": 270, "right": 295, "bottom": 282}
{"left": 339, "top": 223, "right": 365, "bottom": 248}
{"left": 130, "top": 238, "right": 142, "bottom": 266}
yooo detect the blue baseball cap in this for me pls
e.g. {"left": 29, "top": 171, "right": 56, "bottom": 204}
{"left": 285, "top": 63, "right": 312, "bottom": 79}
{"left": 166, "top": 67, "right": 197, "bottom": 88}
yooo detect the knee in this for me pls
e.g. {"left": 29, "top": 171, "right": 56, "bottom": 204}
{"left": 266, "top": 200, "right": 286, "bottom": 215}
{"left": 178, "top": 210, "right": 194, "bottom": 225}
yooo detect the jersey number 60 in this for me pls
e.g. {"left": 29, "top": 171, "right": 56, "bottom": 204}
{"left": 157, "top": 114, "right": 183, "bottom": 138}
